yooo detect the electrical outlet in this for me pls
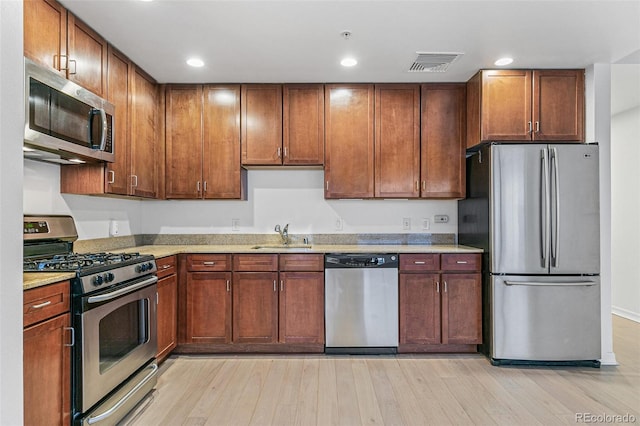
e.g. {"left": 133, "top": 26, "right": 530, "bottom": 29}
{"left": 109, "top": 220, "right": 119, "bottom": 237}
{"left": 402, "top": 217, "right": 411, "bottom": 230}
{"left": 231, "top": 219, "right": 240, "bottom": 231}
{"left": 335, "top": 218, "right": 343, "bottom": 231}
{"left": 422, "top": 218, "right": 430, "bottom": 230}
{"left": 434, "top": 214, "right": 449, "bottom": 223}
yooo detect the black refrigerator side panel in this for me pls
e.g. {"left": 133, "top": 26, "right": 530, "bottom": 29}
{"left": 458, "top": 145, "right": 491, "bottom": 273}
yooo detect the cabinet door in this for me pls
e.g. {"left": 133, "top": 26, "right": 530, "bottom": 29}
{"left": 533, "top": 70, "right": 584, "bottom": 141}
{"left": 481, "top": 70, "right": 532, "bottom": 141}
{"left": 67, "top": 13, "right": 107, "bottom": 97}
{"left": 157, "top": 273, "right": 177, "bottom": 361}
{"left": 325, "top": 84, "right": 374, "bottom": 198}
{"left": 130, "top": 66, "right": 159, "bottom": 198}
{"left": 186, "top": 272, "right": 232, "bottom": 343}
{"left": 165, "top": 85, "right": 203, "bottom": 199}
{"left": 441, "top": 273, "right": 482, "bottom": 344}
{"left": 105, "top": 45, "right": 131, "bottom": 195}
{"left": 421, "top": 84, "right": 466, "bottom": 198}
{"left": 279, "top": 272, "right": 324, "bottom": 343}
{"left": 23, "top": 313, "right": 71, "bottom": 426}
{"left": 283, "top": 84, "right": 324, "bottom": 165}
{"left": 241, "top": 84, "right": 283, "bottom": 165}
{"left": 203, "top": 85, "right": 243, "bottom": 198}
{"left": 374, "top": 84, "right": 420, "bottom": 198}
{"left": 232, "top": 272, "right": 278, "bottom": 343}
{"left": 399, "top": 273, "right": 440, "bottom": 344}
{"left": 24, "top": 0, "right": 67, "bottom": 75}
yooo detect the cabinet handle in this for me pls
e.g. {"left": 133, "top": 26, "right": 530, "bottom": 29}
{"left": 31, "top": 300, "right": 52, "bottom": 309}
{"left": 161, "top": 264, "right": 172, "bottom": 270}
{"left": 273, "top": 280, "right": 277, "bottom": 292}
{"left": 326, "top": 181, "right": 329, "bottom": 191}
{"left": 202, "top": 261, "right": 216, "bottom": 266}
{"left": 197, "top": 181, "right": 201, "bottom": 192}
{"left": 283, "top": 147, "right": 287, "bottom": 157}
{"left": 64, "top": 327, "right": 75, "bottom": 347}
{"left": 131, "top": 175, "right": 138, "bottom": 188}
{"left": 226, "top": 280, "right": 230, "bottom": 292}
{"left": 277, "top": 147, "right": 281, "bottom": 158}
{"left": 414, "top": 261, "right": 426, "bottom": 265}
{"left": 535, "top": 121, "right": 540, "bottom": 133}
{"left": 280, "top": 280, "right": 284, "bottom": 292}
{"left": 422, "top": 181, "right": 426, "bottom": 191}
{"left": 204, "top": 181, "right": 208, "bottom": 192}
{"left": 415, "top": 181, "right": 419, "bottom": 191}
{"left": 68, "top": 59, "right": 77, "bottom": 75}
{"left": 444, "top": 281, "right": 448, "bottom": 293}
{"left": 107, "top": 170, "right": 115, "bottom": 184}
{"left": 528, "top": 121, "right": 533, "bottom": 134}
{"left": 55, "top": 54, "right": 68, "bottom": 71}
{"left": 436, "top": 282, "right": 440, "bottom": 293}
{"left": 456, "top": 261, "right": 468, "bottom": 264}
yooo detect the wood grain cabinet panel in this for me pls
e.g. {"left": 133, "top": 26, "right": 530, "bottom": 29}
{"left": 157, "top": 272, "right": 178, "bottom": 361}
{"left": 232, "top": 272, "right": 279, "bottom": 343}
{"left": 185, "top": 271, "right": 232, "bottom": 343}
{"left": 421, "top": 84, "right": 466, "bottom": 199}
{"left": 399, "top": 273, "right": 441, "bottom": 345}
{"left": 283, "top": 84, "right": 325, "bottom": 165}
{"left": 279, "top": 272, "right": 324, "bottom": 344}
{"left": 241, "top": 84, "right": 283, "bottom": 165}
{"left": 533, "top": 70, "right": 584, "bottom": 141}
{"left": 442, "top": 273, "right": 482, "bottom": 344}
{"left": 324, "top": 84, "right": 375, "bottom": 198}
{"left": 24, "top": 0, "right": 67, "bottom": 76}
{"left": 374, "top": 84, "right": 420, "bottom": 198}
{"left": 66, "top": 13, "right": 108, "bottom": 97}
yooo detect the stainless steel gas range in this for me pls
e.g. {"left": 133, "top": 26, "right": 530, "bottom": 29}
{"left": 24, "top": 215, "right": 158, "bottom": 426}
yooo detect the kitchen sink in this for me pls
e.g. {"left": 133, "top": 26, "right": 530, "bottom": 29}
{"left": 251, "top": 244, "right": 312, "bottom": 250}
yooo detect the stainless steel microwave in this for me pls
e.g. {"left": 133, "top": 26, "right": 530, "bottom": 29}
{"left": 24, "top": 57, "right": 115, "bottom": 164}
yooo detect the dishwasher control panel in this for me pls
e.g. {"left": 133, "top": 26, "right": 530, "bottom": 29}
{"left": 325, "top": 253, "right": 398, "bottom": 268}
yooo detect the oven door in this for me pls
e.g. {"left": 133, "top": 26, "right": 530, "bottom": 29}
{"left": 77, "top": 276, "right": 157, "bottom": 413}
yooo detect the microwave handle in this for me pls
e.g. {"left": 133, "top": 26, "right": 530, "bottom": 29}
{"left": 89, "top": 108, "right": 108, "bottom": 151}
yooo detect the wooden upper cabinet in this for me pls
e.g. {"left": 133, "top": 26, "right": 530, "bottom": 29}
{"left": 24, "top": 0, "right": 67, "bottom": 75}
{"left": 165, "top": 85, "right": 203, "bottom": 199}
{"left": 374, "top": 84, "right": 420, "bottom": 198}
{"left": 66, "top": 13, "right": 108, "bottom": 97}
{"left": 283, "top": 84, "right": 324, "bottom": 165}
{"left": 203, "top": 85, "right": 244, "bottom": 199}
{"left": 467, "top": 69, "right": 584, "bottom": 148}
{"left": 421, "top": 84, "right": 466, "bottom": 199}
{"left": 533, "top": 70, "right": 584, "bottom": 141}
{"left": 130, "top": 66, "right": 159, "bottom": 198}
{"left": 105, "top": 46, "right": 131, "bottom": 196}
{"left": 325, "top": 84, "right": 375, "bottom": 199}
{"left": 241, "top": 84, "right": 283, "bottom": 165}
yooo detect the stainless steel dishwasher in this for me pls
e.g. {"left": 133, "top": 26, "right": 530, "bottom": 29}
{"left": 324, "top": 253, "right": 399, "bottom": 354}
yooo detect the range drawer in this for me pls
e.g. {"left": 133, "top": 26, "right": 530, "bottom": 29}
{"left": 399, "top": 254, "right": 440, "bottom": 272}
{"left": 441, "top": 254, "right": 481, "bottom": 272}
{"left": 23, "top": 280, "right": 70, "bottom": 327}
{"left": 186, "top": 254, "right": 231, "bottom": 272}
{"left": 279, "top": 254, "right": 324, "bottom": 271}
{"left": 155, "top": 255, "right": 177, "bottom": 278}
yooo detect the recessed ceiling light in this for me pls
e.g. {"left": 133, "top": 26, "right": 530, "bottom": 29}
{"left": 340, "top": 57, "right": 358, "bottom": 67}
{"left": 186, "top": 57, "right": 204, "bottom": 68}
{"left": 494, "top": 57, "right": 514, "bottom": 66}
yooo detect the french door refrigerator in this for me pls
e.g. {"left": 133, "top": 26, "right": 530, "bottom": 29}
{"left": 459, "top": 143, "right": 601, "bottom": 367}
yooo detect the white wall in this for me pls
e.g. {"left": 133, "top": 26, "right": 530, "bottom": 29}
{"left": 0, "top": 1, "right": 24, "bottom": 424}
{"left": 611, "top": 104, "right": 640, "bottom": 321}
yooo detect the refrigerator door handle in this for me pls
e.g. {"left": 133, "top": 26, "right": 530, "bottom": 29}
{"left": 550, "top": 147, "right": 560, "bottom": 268}
{"left": 540, "top": 149, "right": 550, "bottom": 269}
{"left": 504, "top": 280, "right": 596, "bottom": 287}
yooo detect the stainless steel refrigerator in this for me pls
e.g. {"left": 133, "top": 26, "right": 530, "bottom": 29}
{"left": 459, "top": 143, "right": 601, "bottom": 366}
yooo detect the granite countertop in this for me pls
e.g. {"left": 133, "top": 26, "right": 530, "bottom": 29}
{"left": 24, "top": 243, "right": 482, "bottom": 290}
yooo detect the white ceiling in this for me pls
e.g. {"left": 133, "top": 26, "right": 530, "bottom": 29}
{"left": 60, "top": 0, "right": 640, "bottom": 111}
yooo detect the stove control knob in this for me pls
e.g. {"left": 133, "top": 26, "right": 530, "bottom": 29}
{"left": 136, "top": 264, "right": 144, "bottom": 273}
{"left": 105, "top": 272, "right": 115, "bottom": 282}
{"left": 93, "top": 275, "right": 104, "bottom": 286}
{"left": 146, "top": 262, "right": 154, "bottom": 271}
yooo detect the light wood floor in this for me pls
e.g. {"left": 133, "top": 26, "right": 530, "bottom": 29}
{"left": 126, "top": 316, "right": 640, "bottom": 426}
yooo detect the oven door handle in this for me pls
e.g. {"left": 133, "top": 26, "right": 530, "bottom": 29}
{"left": 87, "top": 276, "right": 158, "bottom": 304}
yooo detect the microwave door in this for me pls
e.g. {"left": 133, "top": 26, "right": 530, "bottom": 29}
{"left": 49, "top": 88, "right": 92, "bottom": 148}
{"left": 28, "top": 78, "right": 51, "bottom": 134}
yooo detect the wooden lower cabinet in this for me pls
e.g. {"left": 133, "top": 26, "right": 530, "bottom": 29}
{"left": 185, "top": 271, "right": 232, "bottom": 343}
{"left": 232, "top": 271, "right": 279, "bottom": 343}
{"left": 23, "top": 281, "right": 71, "bottom": 426}
{"left": 156, "top": 256, "right": 178, "bottom": 362}
{"left": 399, "top": 254, "right": 481, "bottom": 353}
{"left": 279, "top": 271, "right": 324, "bottom": 344}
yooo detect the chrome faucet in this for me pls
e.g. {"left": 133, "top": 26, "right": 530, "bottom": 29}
{"left": 274, "top": 224, "right": 289, "bottom": 245}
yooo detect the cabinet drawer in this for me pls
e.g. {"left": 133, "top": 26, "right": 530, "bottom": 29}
{"left": 23, "top": 281, "right": 70, "bottom": 328}
{"left": 279, "top": 254, "right": 324, "bottom": 271}
{"left": 233, "top": 254, "right": 278, "bottom": 272}
{"left": 186, "top": 254, "right": 231, "bottom": 272}
{"left": 156, "top": 255, "right": 177, "bottom": 278}
{"left": 441, "top": 254, "right": 481, "bottom": 272}
{"left": 400, "top": 254, "right": 440, "bottom": 272}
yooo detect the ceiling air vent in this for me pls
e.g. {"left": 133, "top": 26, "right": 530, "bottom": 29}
{"left": 408, "top": 52, "right": 463, "bottom": 73}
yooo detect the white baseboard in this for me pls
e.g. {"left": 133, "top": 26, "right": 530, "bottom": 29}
{"left": 612, "top": 307, "right": 640, "bottom": 323}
